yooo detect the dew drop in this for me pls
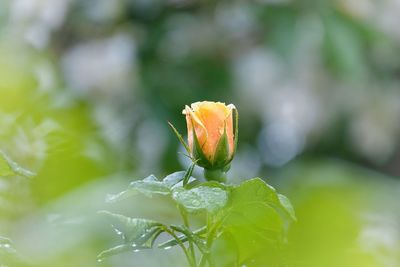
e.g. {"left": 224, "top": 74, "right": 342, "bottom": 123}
{"left": 111, "top": 225, "right": 123, "bottom": 236}
{"left": 114, "top": 229, "right": 123, "bottom": 236}
{"left": 133, "top": 249, "right": 140, "bottom": 252}
{"left": 163, "top": 246, "right": 172, "bottom": 250}
{"left": 97, "top": 258, "right": 103, "bottom": 263}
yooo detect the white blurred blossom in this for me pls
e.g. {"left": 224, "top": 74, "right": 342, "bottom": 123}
{"left": 135, "top": 119, "right": 168, "bottom": 174}
{"left": 233, "top": 43, "right": 321, "bottom": 166}
{"left": 62, "top": 33, "right": 136, "bottom": 96}
{"left": 10, "top": 0, "right": 70, "bottom": 48}
{"left": 349, "top": 89, "right": 400, "bottom": 163}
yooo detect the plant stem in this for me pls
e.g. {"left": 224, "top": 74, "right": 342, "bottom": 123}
{"left": 179, "top": 206, "right": 197, "bottom": 265}
{"left": 198, "top": 214, "right": 217, "bottom": 267}
{"left": 203, "top": 169, "right": 226, "bottom": 183}
{"left": 163, "top": 226, "right": 195, "bottom": 267}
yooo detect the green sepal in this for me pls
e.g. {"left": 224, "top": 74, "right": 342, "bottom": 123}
{"left": 233, "top": 107, "right": 239, "bottom": 154}
{"left": 191, "top": 125, "right": 212, "bottom": 169}
{"left": 212, "top": 124, "right": 230, "bottom": 169}
{"left": 183, "top": 160, "right": 197, "bottom": 187}
{"left": 168, "top": 122, "right": 191, "bottom": 155}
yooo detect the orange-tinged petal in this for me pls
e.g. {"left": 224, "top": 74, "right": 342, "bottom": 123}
{"left": 192, "top": 102, "right": 230, "bottom": 160}
{"left": 184, "top": 110, "right": 194, "bottom": 153}
{"left": 183, "top": 105, "right": 207, "bottom": 155}
{"left": 183, "top": 101, "right": 237, "bottom": 166}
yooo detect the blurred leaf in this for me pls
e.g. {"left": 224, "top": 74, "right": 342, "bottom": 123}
{"left": 261, "top": 6, "right": 297, "bottom": 59}
{"left": 172, "top": 184, "right": 228, "bottom": 213}
{"left": 0, "top": 150, "right": 35, "bottom": 178}
{"left": 0, "top": 236, "right": 31, "bottom": 266}
{"left": 97, "top": 244, "right": 134, "bottom": 261}
{"left": 98, "top": 211, "right": 165, "bottom": 260}
{"left": 0, "top": 236, "right": 15, "bottom": 254}
{"left": 323, "top": 14, "right": 366, "bottom": 78}
{"left": 107, "top": 172, "right": 200, "bottom": 203}
{"left": 106, "top": 175, "right": 170, "bottom": 202}
{"left": 99, "top": 211, "right": 163, "bottom": 243}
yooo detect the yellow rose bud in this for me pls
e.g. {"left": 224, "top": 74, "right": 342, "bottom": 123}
{"left": 182, "top": 101, "right": 237, "bottom": 170}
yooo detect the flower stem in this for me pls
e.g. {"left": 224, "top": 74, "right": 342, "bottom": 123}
{"left": 198, "top": 214, "right": 217, "bottom": 267}
{"left": 179, "top": 205, "right": 197, "bottom": 265}
{"left": 203, "top": 169, "right": 226, "bottom": 183}
{"left": 163, "top": 226, "right": 195, "bottom": 267}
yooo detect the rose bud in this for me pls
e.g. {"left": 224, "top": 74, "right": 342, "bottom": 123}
{"left": 182, "top": 101, "right": 238, "bottom": 180}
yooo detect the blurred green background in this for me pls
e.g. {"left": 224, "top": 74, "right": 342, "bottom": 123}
{"left": 1, "top": 0, "right": 400, "bottom": 266}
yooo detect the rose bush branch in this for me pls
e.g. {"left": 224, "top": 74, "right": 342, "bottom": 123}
{"left": 98, "top": 101, "right": 296, "bottom": 267}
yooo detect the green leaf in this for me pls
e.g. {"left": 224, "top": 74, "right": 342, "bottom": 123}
{"left": 227, "top": 178, "right": 282, "bottom": 236}
{"left": 162, "top": 171, "right": 186, "bottom": 187}
{"left": 98, "top": 211, "right": 163, "bottom": 244}
{"left": 130, "top": 175, "right": 171, "bottom": 197}
{"left": 98, "top": 211, "right": 165, "bottom": 260}
{"left": 165, "top": 172, "right": 198, "bottom": 190}
{"left": 106, "top": 175, "right": 170, "bottom": 202}
{"left": 0, "top": 150, "right": 35, "bottom": 178}
{"left": 97, "top": 244, "right": 135, "bottom": 261}
{"left": 278, "top": 194, "right": 296, "bottom": 221}
{"left": 168, "top": 122, "right": 190, "bottom": 154}
{"left": 172, "top": 184, "right": 228, "bottom": 213}
{"left": 228, "top": 178, "right": 295, "bottom": 222}
{"left": 106, "top": 172, "right": 200, "bottom": 203}
{"left": 221, "top": 178, "right": 295, "bottom": 263}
